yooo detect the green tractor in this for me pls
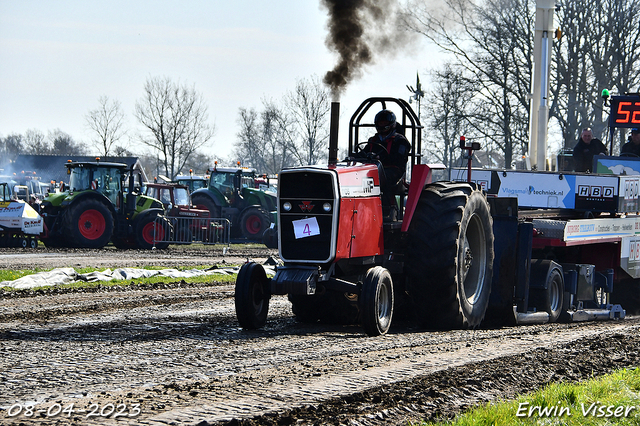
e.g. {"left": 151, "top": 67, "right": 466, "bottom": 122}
{"left": 39, "top": 160, "right": 170, "bottom": 249}
{"left": 190, "top": 164, "right": 277, "bottom": 241}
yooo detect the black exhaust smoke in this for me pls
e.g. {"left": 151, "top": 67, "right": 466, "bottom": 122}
{"left": 328, "top": 102, "right": 340, "bottom": 164}
{"left": 321, "top": 0, "right": 413, "bottom": 100}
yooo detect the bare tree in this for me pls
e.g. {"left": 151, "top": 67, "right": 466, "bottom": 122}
{"left": 423, "top": 64, "right": 477, "bottom": 171}
{"left": 48, "top": 129, "right": 87, "bottom": 156}
{"left": 234, "top": 102, "right": 294, "bottom": 175}
{"left": 551, "top": 0, "right": 640, "bottom": 151}
{"left": 0, "top": 134, "right": 24, "bottom": 160}
{"left": 283, "top": 76, "right": 331, "bottom": 166}
{"left": 86, "top": 96, "right": 127, "bottom": 156}
{"left": 407, "top": 0, "right": 533, "bottom": 168}
{"left": 23, "top": 129, "right": 50, "bottom": 155}
{"left": 135, "top": 76, "right": 215, "bottom": 179}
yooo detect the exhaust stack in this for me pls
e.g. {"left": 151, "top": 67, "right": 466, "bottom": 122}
{"left": 328, "top": 102, "right": 340, "bottom": 164}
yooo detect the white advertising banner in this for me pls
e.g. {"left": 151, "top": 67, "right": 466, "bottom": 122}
{"left": 0, "top": 201, "right": 44, "bottom": 234}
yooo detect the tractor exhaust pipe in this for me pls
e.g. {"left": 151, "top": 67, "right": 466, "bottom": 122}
{"left": 328, "top": 102, "right": 340, "bottom": 164}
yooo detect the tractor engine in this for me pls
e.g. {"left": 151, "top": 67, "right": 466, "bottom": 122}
{"left": 277, "top": 164, "right": 384, "bottom": 267}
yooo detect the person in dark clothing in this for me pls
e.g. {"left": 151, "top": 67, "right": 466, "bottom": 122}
{"left": 355, "top": 109, "right": 411, "bottom": 220}
{"left": 572, "top": 128, "right": 607, "bottom": 172}
{"left": 621, "top": 128, "right": 640, "bottom": 157}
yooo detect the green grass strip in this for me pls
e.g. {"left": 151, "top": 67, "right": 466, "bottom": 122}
{"left": 0, "top": 264, "right": 241, "bottom": 293}
{"left": 414, "top": 367, "right": 640, "bottom": 425}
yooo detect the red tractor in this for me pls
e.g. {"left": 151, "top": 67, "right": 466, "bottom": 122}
{"left": 144, "top": 182, "right": 211, "bottom": 243}
{"left": 234, "top": 98, "right": 494, "bottom": 336}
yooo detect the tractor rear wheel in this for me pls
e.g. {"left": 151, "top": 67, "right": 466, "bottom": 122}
{"left": 66, "top": 199, "right": 114, "bottom": 248}
{"left": 239, "top": 207, "right": 270, "bottom": 241}
{"left": 406, "top": 182, "right": 494, "bottom": 329}
{"left": 191, "top": 195, "right": 222, "bottom": 219}
{"left": 136, "top": 215, "right": 170, "bottom": 249}
{"left": 235, "top": 262, "right": 270, "bottom": 329}
{"left": 360, "top": 266, "right": 394, "bottom": 336}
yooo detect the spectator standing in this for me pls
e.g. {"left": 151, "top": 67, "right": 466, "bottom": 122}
{"left": 572, "top": 128, "right": 607, "bottom": 172}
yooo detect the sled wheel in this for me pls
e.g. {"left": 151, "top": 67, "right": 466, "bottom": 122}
{"left": 529, "top": 260, "right": 565, "bottom": 323}
{"left": 407, "top": 182, "right": 494, "bottom": 329}
{"left": 19, "top": 237, "right": 28, "bottom": 248}
{"left": 543, "top": 268, "right": 564, "bottom": 323}
{"left": 235, "top": 262, "right": 270, "bottom": 329}
{"left": 28, "top": 237, "right": 38, "bottom": 249}
{"left": 360, "top": 266, "right": 394, "bottom": 336}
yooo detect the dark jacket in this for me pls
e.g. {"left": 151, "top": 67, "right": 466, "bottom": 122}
{"left": 621, "top": 139, "right": 640, "bottom": 157}
{"left": 358, "top": 131, "right": 411, "bottom": 186}
{"left": 572, "top": 138, "right": 607, "bottom": 172}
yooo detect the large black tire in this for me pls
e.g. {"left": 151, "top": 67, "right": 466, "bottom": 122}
{"left": 135, "top": 214, "right": 171, "bottom": 250}
{"left": 262, "top": 226, "right": 278, "bottom": 249}
{"left": 406, "top": 182, "right": 494, "bottom": 329}
{"left": 239, "top": 207, "right": 271, "bottom": 241}
{"left": 235, "top": 262, "right": 270, "bottom": 329}
{"left": 65, "top": 199, "right": 114, "bottom": 249}
{"left": 360, "top": 266, "right": 394, "bottom": 336}
{"left": 191, "top": 194, "right": 222, "bottom": 219}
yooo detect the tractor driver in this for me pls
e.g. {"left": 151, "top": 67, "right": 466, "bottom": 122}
{"left": 621, "top": 128, "right": 640, "bottom": 157}
{"left": 355, "top": 109, "right": 411, "bottom": 220}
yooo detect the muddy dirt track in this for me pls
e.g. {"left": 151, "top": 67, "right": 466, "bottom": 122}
{"left": 1, "top": 246, "right": 640, "bottom": 425}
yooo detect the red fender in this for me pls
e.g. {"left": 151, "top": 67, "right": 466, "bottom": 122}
{"left": 401, "top": 164, "right": 432, "bottom": 233}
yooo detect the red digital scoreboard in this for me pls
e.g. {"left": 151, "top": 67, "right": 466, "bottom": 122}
{"left": 609, "top": 95, "right": 640, "bottom": 128}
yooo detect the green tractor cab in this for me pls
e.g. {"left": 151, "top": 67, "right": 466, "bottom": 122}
{"left": 190, "top": 165, "right": 277, "bottom": 241}
{"left": 39, "top": 161, "right": 168, "bottom": 249}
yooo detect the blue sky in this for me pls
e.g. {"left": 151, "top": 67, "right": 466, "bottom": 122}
{"left": 0, "top": 0, "right": 435, "bottom": 162}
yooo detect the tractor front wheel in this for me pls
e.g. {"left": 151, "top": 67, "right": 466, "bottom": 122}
{"left": 235, "top": 262, "right": 270, "bottom": 329}
{"left": 360, "top": 266, "right": 394, "bottom": 336}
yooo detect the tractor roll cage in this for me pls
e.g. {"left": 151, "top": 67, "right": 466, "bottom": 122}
{"left": 348, "top": 97, "right": 423, "bottom": 171}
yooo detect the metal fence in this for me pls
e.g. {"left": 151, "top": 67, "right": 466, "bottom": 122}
{"left": 152, "top": 216, "right": 231, "bottom": 247}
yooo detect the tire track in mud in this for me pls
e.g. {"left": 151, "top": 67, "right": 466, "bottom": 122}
{"left": 1, "top": 282, "right": 639, "bottom": 425}
{"left": 2, "top": 248, "right": 640, "bottom": 425}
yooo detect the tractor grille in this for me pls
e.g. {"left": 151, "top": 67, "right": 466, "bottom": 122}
{"left": 279, "top": 169, "right": 338, "bottom": 263}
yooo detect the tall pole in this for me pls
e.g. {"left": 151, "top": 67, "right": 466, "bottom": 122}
{"left": 528, "top": 0, "right": 555, "bottom": 170}
{"left": 407, "top": 72, "right": 424, "bottom": 120}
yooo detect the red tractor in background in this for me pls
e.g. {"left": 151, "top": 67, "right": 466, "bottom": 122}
{"left": 235, "top": 98, "right": 495, "bottom": 336}
{"left": 144, "top": 182, "right": 212, "bottom": 243}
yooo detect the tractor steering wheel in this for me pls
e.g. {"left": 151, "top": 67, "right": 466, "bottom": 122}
{"left": 620, "top": 152, "right": 640, "bottom": 158}
{"left": 356, "top": 141, "right": 389, "bottom": 161}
